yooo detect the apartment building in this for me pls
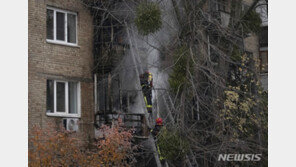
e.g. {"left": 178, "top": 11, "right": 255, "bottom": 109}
{"left": 28, "top": 0, "right": 94, "bottom": 143}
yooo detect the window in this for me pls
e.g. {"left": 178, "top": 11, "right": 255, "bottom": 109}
{"left": 217, "top": 0, "right": 228, "bottom": 12}
{"left": 259, "top": 26, "right": 268, "bottom": 48}
{"left": 46, "top": 80, "right": 80, "bottom": 117}
{"left": 46, "top": 7, "right": 77, "bottom": 46}
{"left": 260, "top": 51, "right": 268, "bottom": 73}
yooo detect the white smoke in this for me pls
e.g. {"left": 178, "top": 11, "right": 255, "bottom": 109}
{"left": 113, "top": 0, "right": 180, "bottom": 119}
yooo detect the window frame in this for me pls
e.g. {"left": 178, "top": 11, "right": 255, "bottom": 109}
{"left": 47, "top": 80, "right": 81, "bottom": 118}
{"left": 46, "top": 6, "right": 78, "bottom": 46}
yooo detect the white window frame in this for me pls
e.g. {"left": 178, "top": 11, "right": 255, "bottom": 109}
{"left": 46, "top": 6, "right": 78, "bottom": 46}
{"left": 47, "top": 80, "right": 81, "bottom": 118}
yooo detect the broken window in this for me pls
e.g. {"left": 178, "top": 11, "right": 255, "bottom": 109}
{"left": 46, "top": 7, "right": 77, "bottom": 45}
{"left": 46, "top": 80, "right": 80, "bottom": 117}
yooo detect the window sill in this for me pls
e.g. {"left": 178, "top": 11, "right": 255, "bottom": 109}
{"left": 46, "top": 112, "right": 81, "bottom": 118}
{"left": 46, "top": 39, "right": 80, "bottom": 48}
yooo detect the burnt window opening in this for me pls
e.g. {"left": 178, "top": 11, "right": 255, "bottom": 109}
{"left": 94, "top": 16, "right": 125, "bottom": 47}
{"left": 97, "top": 74, "right": 122, "bottom": 113}
{"left": 93, "top": 16, "right": 126, "bottom": 74}
{"left": 122, "top": 94, "right": 129, "bottom": 113}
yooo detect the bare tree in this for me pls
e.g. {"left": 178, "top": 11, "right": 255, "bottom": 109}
{"left": 81, "top": 0, "right": 268, "bottom": 166}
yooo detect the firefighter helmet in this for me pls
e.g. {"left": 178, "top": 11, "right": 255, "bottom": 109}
{"left": 156, "top": 118, "right": 163, "bottom": 125}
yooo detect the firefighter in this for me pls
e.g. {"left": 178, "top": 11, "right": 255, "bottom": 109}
{"left": 151, "top": 117, "right": 163, "bottom": 137}
{"left": 151, "top": 118, "right": 165, "bottom": 161}
{"left": 140, "top": 71, "right": 153, "bottom": 113}
{"left": 147, "top": 72, "right": 153, "bottom": 87}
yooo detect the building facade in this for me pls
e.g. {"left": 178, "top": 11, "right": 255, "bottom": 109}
{"left": 242, "top": 0, "right": 268, "bottom": 91}
{"left": 257, "top": 0, "right": 268, "bottom": 91}
{"left": 28, "top": 0, "right": 94, "bottom": 143}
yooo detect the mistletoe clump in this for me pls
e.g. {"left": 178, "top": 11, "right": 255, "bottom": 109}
{"left": 169, "top": 45, "right": 193, "bottom": 95}
{"left": 135, "top": 2, "right": 162, "bottom": 35}
{"left": 242, "top": 10, "right": 262, "bottom": 34}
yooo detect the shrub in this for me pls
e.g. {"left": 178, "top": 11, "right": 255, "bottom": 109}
{"left": 97, "top": 119, "right": 137, "bottom": 166}
{"left": 29, "top": 119, "right": 136, "bottom": 167}
{"left": 157, "top": 127, "right": 190, "bottom": 162}
{"left": 135, "top": 2, "right": 162, "bottom": 35}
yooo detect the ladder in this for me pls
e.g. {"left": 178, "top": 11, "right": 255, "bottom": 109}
{"left": 125, "top": 21, "right": 162, "bottom": 167}
{"left": 160, "top": 90, "right": 199, "bottom": 167}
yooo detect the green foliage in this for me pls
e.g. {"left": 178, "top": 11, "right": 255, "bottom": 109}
{"left": 242, "top": 10, "right": 262, "bottom": 34}
{"left": 135, "top": 2, "right": 162, "bottom": 35}
{"left": 157, "top": 127, "right": 190, "bottom": 162}
{"left": 169, "top": 45, "right": 193, "bottom": 94}
{"left": 230, "top": 46, "right": 242, "bottom": 62}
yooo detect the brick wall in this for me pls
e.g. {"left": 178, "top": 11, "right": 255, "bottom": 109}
{"left": 28, "top": 0, "right": 94, "bottom": 144}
